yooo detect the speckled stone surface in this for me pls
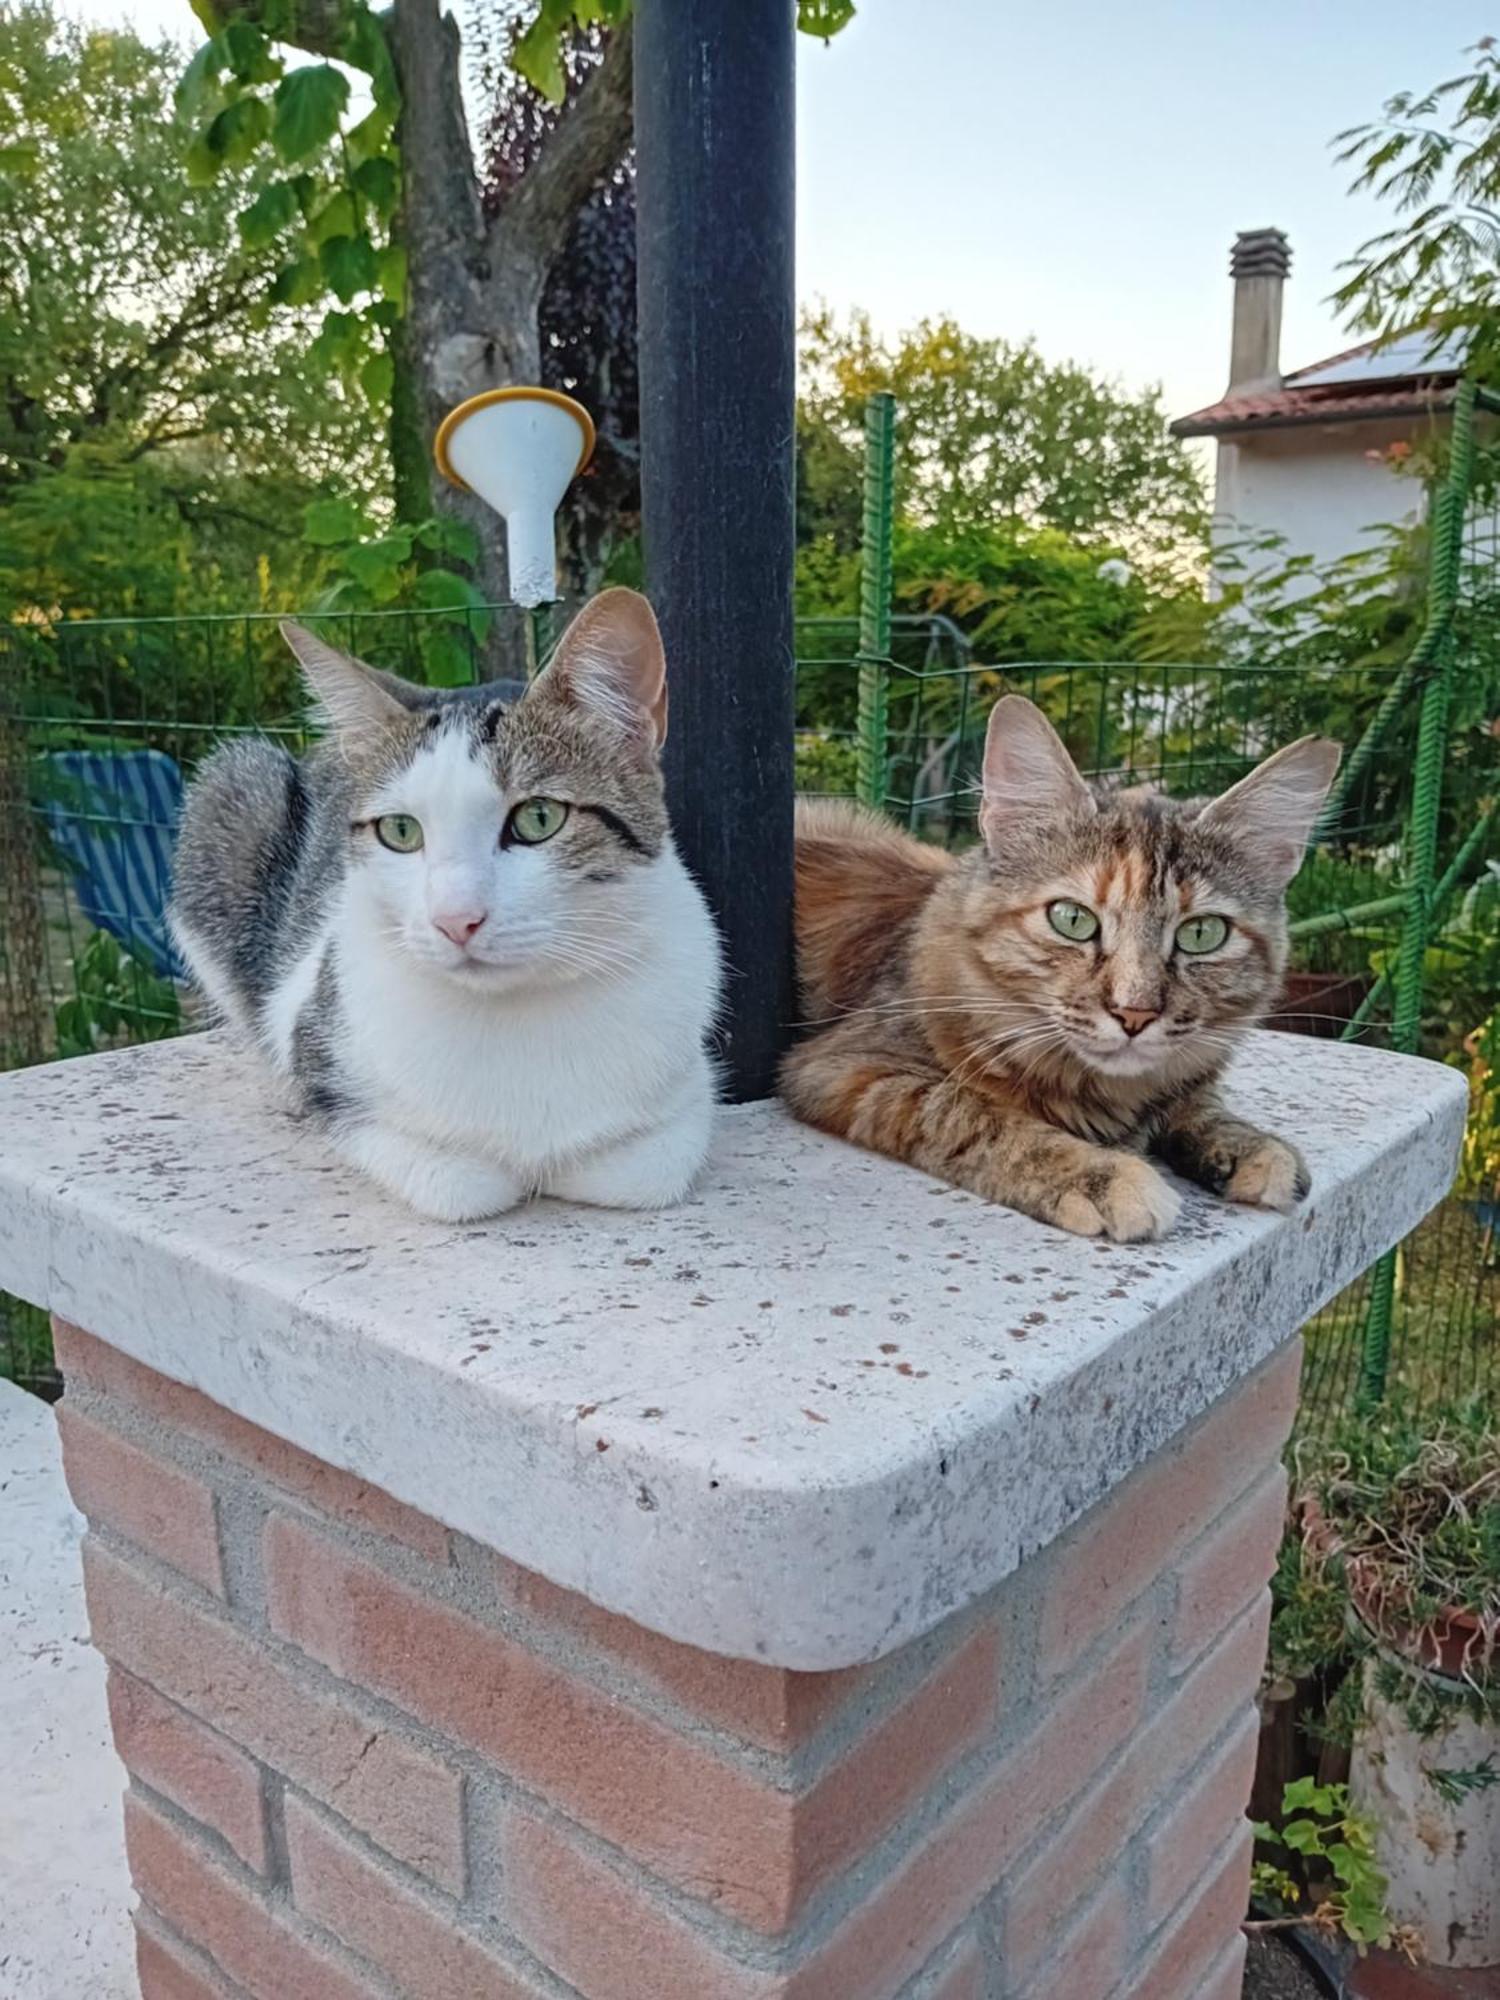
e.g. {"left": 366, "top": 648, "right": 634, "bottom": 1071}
{"left": 0, "top": 1032, "right": 1465, "bottom": 1669}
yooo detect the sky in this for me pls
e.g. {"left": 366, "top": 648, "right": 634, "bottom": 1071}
{"left": 64, "top": 0, "right": 1488, "bottom": 422}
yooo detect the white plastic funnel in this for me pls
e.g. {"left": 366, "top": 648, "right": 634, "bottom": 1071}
{"left": 433, "top": 388, "right": 595, "bottom": 607}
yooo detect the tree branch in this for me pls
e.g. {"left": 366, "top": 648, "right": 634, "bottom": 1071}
{"left": 196, "top": 0, "right": 348, "bottom": 59}
{"left": 489, "top": 21, "right": 633, "bottom": 290}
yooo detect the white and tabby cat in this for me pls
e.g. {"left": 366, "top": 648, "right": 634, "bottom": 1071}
{"left": 170, "top": 589, "right": 722, "bottom": 1220}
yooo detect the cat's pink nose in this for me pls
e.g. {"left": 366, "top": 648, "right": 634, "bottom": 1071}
{"left": 1110, "top": 1006, "right": 1160, "bottom": 1038}
{"left": 433, "top": 911, "right": 486, "bottom": 947}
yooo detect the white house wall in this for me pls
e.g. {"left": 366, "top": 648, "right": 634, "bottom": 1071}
{"left": 1212, "top": 418, "right": 1433, "bottom": 577}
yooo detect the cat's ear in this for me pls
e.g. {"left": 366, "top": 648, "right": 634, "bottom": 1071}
{"left": 1195, "top": 735, "right": 1342, "bottom": 887}
{"left": 537, "top": 588, "right": 668, "bottom": 748}
{"left": 280, "top": 622, "right": 410, "bottom": 741}
{"left": 979, "top": 694, "right": 1094, "bottom": 847}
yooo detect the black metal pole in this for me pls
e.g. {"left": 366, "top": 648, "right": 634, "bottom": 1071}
{"left": 633, "top": 0, "right": 797, "bottom": 1104}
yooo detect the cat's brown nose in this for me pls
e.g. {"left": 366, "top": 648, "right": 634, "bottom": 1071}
{"left": 1110, "top": 1006, "right": 1160, "bottom": 1038}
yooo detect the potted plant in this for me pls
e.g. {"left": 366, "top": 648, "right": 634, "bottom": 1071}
{"left": 1295, "top": 1403, "right": 1500, "bottom": 1970}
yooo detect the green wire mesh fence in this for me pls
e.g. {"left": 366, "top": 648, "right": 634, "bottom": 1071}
{"left": 3, "top": 397, "right": 1498, "bottom": 1411}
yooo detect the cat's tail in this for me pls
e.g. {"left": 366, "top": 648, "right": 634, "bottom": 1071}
{"left": 793, "top": 798, "right": 953, "bottom": 1019}
{"left": 169, "top": 738, "right": 309, "bottom": 1036}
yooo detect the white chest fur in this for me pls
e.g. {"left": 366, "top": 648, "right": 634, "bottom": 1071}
{"left": 329, "top": 848, "right": 719, "bottom": 1177}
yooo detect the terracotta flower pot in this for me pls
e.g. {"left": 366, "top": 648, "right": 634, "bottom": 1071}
{"left": 1302, "top": 1496, "right": 1496, "bottom": 1681}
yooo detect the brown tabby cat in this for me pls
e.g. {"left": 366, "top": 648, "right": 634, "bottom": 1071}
{"left": 782, "top": 695, "right": 1340, "bottom": 1243}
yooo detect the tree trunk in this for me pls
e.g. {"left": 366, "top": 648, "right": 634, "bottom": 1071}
{"left": 207, "top": 0, "right": 633, "bottom": 649}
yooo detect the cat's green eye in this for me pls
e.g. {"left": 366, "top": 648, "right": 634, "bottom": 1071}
{"left": 1046, "top": 899, "right": 1100, "bottom": 943}
{"left": 508, "top": 797, "right": 571, "bottom": 845}
{"left": 374, "top": 813, "right": 424, "bottom": 853}
{"left": 1176, "top": 914, "right": 1230, "bottom": 955}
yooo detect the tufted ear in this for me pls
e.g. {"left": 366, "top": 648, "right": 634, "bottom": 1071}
{"left": 1196, "top": 735, "right": 1342, "bottom": 888}
{"left": 979, "top": 694, "right": 1095, "bottom": 850}
{"left": 536, "top": 588, "right": 668, "bottom": 748}
{"left": 280, "top": 622, "right": 412, "bottom": 741}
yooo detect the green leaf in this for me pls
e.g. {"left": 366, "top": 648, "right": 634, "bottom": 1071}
{"left": 185, "top": 128, "right": 223, "bottom": 185}
{"left": 1339, "top": 1886, "right": 1391, "bottom": 1945}
{"left": 346, "top": 105, "right": 395, "bottom": 167}
{"left": 513, "top": 10, "right": 569, "bottom": 103}
{"left": 309, "top": 190, "right": 357, "bottom": 245}
{"left": 340, "top": 7, "right": 400, "bottom": 107}
{"left": 375, "top": 243, "right": 407, "bottom": 310}
{"left": 206, "top": 93, "right": 272, "bottom": 169}
{"left": 320, "top": 233, "right": 377, "bottom": 304}
{"left": 1280, "top": 1818, "right": 1324, "bottom": 1855}
{"left": 359, "top": 529, "right": 415, "bottom": 567}
{"left": 176, "top": 40, "right": 223, "bottom": 119}
{"left": 0, "top": 141, "right": 40, "bottom": 176}
{"left": 410, "top": 567, "right": 487, "bottom": 618}
{"left": 360, "top": 349, "right": 394, "bottom": 405}
{"left": 1283, "top": 1777, "right": 1341, "bottom": 1816}
{"left": 221, "top": 19, "right": 281, "bottom": 83}
{"left": 343, "top": 538, "right": 409, "bottom": 602}
{"left": 414, "top": 517, "right": 479, "bottom": 563}
{"left": 352, "top": 155, "right": 399, "bottom": 214}
{"left": 419, "top": 628, "right": 476, "bottom": 688}
{"left": 238, "top": 179, "right": 299, "bottom": 248}
{"left": 302, "top": 497, "right": 364, "bottom": 546}
{"left": 269, "top": 257, "right": 323, "bottom": 306}
{"left": 798, "top": 0, "right": 856, "bottom": 35}
{"left": 272, "top": 64, "right": 349, "bottom": 163}
{"left": 309, "top": 308, "right": 364, "bottom": 374}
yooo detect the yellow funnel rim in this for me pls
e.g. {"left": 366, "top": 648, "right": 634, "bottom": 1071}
{"left": 433, "top": 387, "right": 596, "bottom": 492}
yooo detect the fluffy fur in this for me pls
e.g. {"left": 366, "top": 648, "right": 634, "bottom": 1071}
{"left": 170, "top": 589, "right": 721, "bottom": 1221}
{"left": 782, "top": 695, "right": 1340, "bottom": 1243}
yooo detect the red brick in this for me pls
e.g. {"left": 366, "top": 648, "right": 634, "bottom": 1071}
{"left": 268, "top": 1514, "right": 993, "bottom": 1933}
{"left": 1197, "top": 1936, "right": 1250, "bottom": 2000}
{"left": 776, "top": 1620, "right": 1151, "bottom": 2000}
{"left": 792, "top": 1619, "right": 1000, "bottom": 1910}
{"left": 84, "top": 1539, "right": 465, "bottom": 1893}
{"left": 53, "top": 1320, "right": 448, "bottom": 1560}
{"left": 285, "top": 1795, "right": 548, "bottom": 2000}
{"left": 492, "top": 1554, "right": 871, "bottom": 1749}
{"left": 1123, "top": 1826, "right": 1254, "bottom": 2000}
{"left": 922, "top": 1935, "right": 986, "bottom": 2000}
{"left": 110, "top": 1669, "right": 268, "bottom": 1874}
{"left": 503, "top": 1810, "right": 779, "bottom": 2000}
{"left": 1005, "top": 1595, "right": 1270, "bottom": 1978}
{"left": 1171, "top": 1465, "right": 1287, "bottom": 1670}
{"left": 135, "top": 1918, "right": 240, "bottom": 2000}
{"left": 1163, "top": 1590, "right": 1272, "bottom": 1755}
{"left": 1039, "top": 1339, "right": 1301, "bottom": 1675}
{"left": 1144, "top": 1712, "right": 1260, "bottom": 1925}
{"left": 125, "top": 1792, "right": 378, "bottom": 2000}
{"left": 1013, "top": 1876, "right": 1129, "bottom": 2000}
{"left": 57, "top": 1403, "right": 224, "bottom": 1595}
{"left": 267, "top": 1513, "right": 794, "bottom": 1928}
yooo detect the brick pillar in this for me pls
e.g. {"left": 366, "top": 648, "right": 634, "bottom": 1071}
{"left": 53, "top": 1316, "right": 1299, "bottom": 2000}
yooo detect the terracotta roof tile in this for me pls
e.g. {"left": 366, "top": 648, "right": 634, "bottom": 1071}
{"left": 1171, "top": 377, "right": 1460, "bottom": 438}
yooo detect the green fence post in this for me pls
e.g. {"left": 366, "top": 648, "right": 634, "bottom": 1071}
{"left": 856, "top": 391, "right": 896, "bottom": 811}
{"left": 1356, "top": 379, "right": 1477, "bottom": 1411}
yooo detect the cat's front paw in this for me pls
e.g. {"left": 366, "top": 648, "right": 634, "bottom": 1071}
{"left": 339, "top": 1125, "right": 525, "bottom": 1221}
{"left": 1223, "top": 1133, "right": 1309, "bottom": 1212}
{"left": 1050, "top": 1153, "right": 1181, "bottom": 1243}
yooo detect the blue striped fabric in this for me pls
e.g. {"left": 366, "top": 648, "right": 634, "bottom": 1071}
{"left": 38, "top": 750, "right": 185, "bottom": 981}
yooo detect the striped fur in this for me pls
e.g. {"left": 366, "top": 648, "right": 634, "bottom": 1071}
{"left": 782, "top": 702, "right": 1339, "bottom": 1243}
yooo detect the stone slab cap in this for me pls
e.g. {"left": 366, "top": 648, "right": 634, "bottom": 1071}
{"left": 0, "top": 1033, "right": 1464, "bottom": 1670}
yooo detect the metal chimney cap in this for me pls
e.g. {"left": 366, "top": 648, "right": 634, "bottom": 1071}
{"left": 1230, "top": 229, "right": 1291, "bottom": 279}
